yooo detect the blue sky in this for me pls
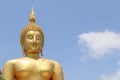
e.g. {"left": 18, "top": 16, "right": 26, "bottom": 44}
{"left": 0, "top": 0, "right": 120, "bottom": 80}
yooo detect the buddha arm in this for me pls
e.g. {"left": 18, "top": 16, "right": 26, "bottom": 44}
{"left": 52, "top": 62, "right": 64, "bottom": 80}
{"left": 2, "top": 60, "right": 14, "bottom": 80}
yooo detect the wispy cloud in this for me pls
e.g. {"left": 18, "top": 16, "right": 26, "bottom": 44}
{"left": 100, "top": 69, "right": 120, "bottom": 80}
{"left": 78, "top": 31, "right": 120, "bottom": 60}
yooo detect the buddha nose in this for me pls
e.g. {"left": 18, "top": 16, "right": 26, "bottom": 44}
{"left": 33, "top": 36, "right": 37, "bottom": 42}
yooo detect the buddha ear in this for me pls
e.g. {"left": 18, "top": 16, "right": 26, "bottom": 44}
{"left": 41, "top": 50, "right": 43, "bottom": 56}
{"left": 22, "top": 46, "right": 25, "bottom": 56}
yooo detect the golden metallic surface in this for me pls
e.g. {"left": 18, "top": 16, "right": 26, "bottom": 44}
{"left": 20, "top": 7, "right": 44, "bottom": 55}
{"left": 24, "top": 31, "right": 42, "bottom": 53}
{"left": 2, "top": 8, "right": 64, "bottom": 80}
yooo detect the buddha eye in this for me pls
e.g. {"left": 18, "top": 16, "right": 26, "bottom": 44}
{"left": 28, "top": 35, "right": 33, "bottom": 40}
{"left": 36, "top": 35, "right": 40, "bottom": 40}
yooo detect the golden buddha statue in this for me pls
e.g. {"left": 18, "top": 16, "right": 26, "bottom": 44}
{"left": 2, "top": 8, "right": 64, "bottom": 80}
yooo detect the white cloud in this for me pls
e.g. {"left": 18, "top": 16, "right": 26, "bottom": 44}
{"left": 100, "top": 69, "right": 120, "bottom": 80}
{"left": 78, "top": 31, "right": 120, "bottom": 59}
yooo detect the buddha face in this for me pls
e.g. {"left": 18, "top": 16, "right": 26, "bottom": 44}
{"left": 24, "top": 30, "right": 42, "bottom": 53}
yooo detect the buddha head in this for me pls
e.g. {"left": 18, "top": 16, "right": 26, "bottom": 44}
{"left": 20, "top": 8, "right": 44, "bottom": 56}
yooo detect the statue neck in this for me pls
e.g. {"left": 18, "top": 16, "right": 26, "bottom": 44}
{"left": 24, "top": 49, "right": 41, "bottom": 59}
{"left": 25, "top": 53, "right": 40, "bottom": 59}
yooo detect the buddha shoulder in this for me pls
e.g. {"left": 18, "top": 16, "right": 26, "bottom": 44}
{"left": 3, "top": 58, "right": 30, "bottom": 67}
{"left": 4, "top": 60, "right": 15, "bottom": 67}
{"left": 2, "top": 59, "right": 18, "bottom": 72}
{"left": 41, "top": 58, "right": 61, "bottom": 65}
{"left": 42, "top": 58, "right": 62, "bottom": 70}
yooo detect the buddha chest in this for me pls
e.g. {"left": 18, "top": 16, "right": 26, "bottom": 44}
{"left": 14, "top": 58, "right": 54, "bottom": 79}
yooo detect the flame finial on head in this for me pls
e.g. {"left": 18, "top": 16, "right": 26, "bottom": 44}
{"left": 29, "top": 7, "right": 36, "bottom": 23}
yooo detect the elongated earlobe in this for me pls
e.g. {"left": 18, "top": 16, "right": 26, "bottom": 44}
{"left": 41, "top": 50, "right": 43, "bottom": 56}
{"left": 22, "top": 46, "right": 25, "bottom": 56}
